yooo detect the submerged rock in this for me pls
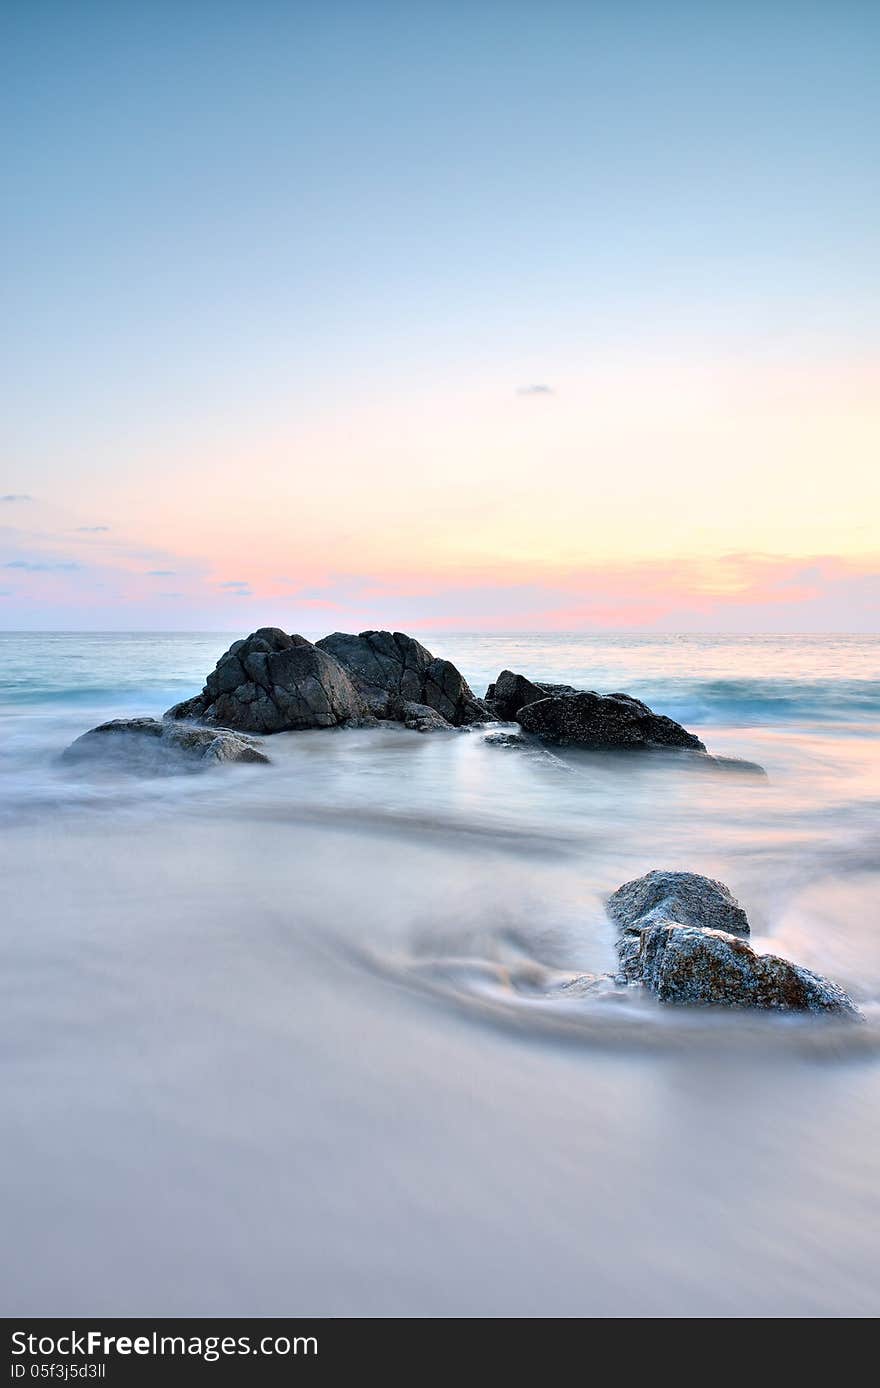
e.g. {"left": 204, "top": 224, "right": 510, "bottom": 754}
{"left": 482, "top": 729, "right": 525, "bottom": 748}
{"left": 317, "top": 630, "right": 491, "bottom": 727}
{"left": 165, "top": 629, "right": 366, "bottom": 733}
{"left": 606, "top": 868, "right": 858, "bottom": 1017}
{"left": 518, "top": 691, "right": 706, "bottom": 751}
{"left": 62, "top": 717, "right": 269, "bottom": 771}
{"left": 705, "top": 755, "right": 767, "bottom": 777}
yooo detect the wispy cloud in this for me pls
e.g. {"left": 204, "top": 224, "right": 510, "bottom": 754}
{"left": 147, "top": 569, "right": 176, "bottom": 577}
{"left": 3, "top": 559, "right": 82, "bottom": 572}
{"left": 1, "top": 494, "right": 32, "bottom": 503}
{"left": 218, "top": 579, "right": 252, "bottom": 596}
{"left": 515, "top": 384, "right": 554, "bottom": 397}
{"left": 76, "top": 525, "right": 111, "bottom": 533}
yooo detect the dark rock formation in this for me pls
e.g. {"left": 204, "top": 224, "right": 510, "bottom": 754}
{"left": 484, "top": 670, "right": 582, "bottom": 719}
{"left": 62, "top": 717, "right": 269, "bottom": 771}
{"left": 606, "top": 869, "right": 858, "bottom": 1016}
{"left": 483, "top": 669, "right": 765, "bottom": 770}
{"left": 165, "top": 629, "right": 365, "bottom": 733}
{"left": 317, "top": 630, "right": 490, "bottom": 726}
{"left": 484, "top": 670, "right": 549, "bottom": 720}
{"left": 517, "top": 691, "right": 706, "bottom": 751}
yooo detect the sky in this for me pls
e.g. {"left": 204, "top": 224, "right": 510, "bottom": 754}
{"left": 1, "top": 0, "right": 878, "bottom": 632}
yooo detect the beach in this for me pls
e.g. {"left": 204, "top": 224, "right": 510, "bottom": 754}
{"left": 2, "top": 631, "right": 879, "bottom": 1316}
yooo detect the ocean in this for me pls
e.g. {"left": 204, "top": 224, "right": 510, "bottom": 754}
{"left": 2, "top": 631, "right": 879, "bottom": 1316}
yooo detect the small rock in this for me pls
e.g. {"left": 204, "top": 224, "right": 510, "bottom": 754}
{"left": 482, "top": 730, "right": 524, "bottom": 748}
{"left": 605, "top": 868, "right": 859, "bottom": 1017}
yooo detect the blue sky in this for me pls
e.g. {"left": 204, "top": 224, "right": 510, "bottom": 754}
{"left": 2, "top": 2, "right": 878, "bottom": 629}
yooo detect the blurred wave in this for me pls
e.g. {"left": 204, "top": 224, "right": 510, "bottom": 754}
{"left": 3, "top": 630, "right": 880, "bottom": 1316}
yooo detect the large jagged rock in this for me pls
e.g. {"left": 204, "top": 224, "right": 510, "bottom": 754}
{"left": 606, "top": 869, "right": 858, "bottom": 1016}
{"left": 62, "top": 718, "right": 269, "bottom": 772}
{"left": 165, "top": 629, "right": 365, "bottom": 734}
{"left": 317, "top": 630, "right": 491, "bottom": 726}
{"left": 517, "top": 690, "right": 705, "bottom": 751}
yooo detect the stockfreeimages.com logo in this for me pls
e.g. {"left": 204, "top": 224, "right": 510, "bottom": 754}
{"left": 11, "top": 1330, "right": 317, "bottom": 1364}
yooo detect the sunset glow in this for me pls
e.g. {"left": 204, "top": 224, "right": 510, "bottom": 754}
{"left": 2, "top": 4, "right": 878, "bottom": 631}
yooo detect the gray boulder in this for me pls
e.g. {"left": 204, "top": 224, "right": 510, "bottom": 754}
{"left": 608, "top": 869, "right": 750, "bottom": 938}
{"left": 165, "top": 629, "right": 365, "bottom": 733}
{"left": 636, "top": 923, "right": 859, "bottom": 1016}
{"left": 62, "top": 717, "right": 269, "bottom": 772}
{"left": 518, "top": 690, "right": 705, "bottom": 751}
{"left": 606, "top": 868, "right": 858, "bottom": 1016}
{"left": 317, "top": 630, "right": 491, "bottom": 726}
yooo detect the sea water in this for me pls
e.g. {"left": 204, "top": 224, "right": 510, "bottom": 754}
{"left": 1, "top": 631, "right": 879, "bottom": 1316}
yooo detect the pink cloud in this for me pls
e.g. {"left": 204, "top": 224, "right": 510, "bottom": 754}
{"left": 3, "top": 527, "right": 878, "bottom": 631}
{"left": 273, "top": 552, "right": 880, "bottom": 633}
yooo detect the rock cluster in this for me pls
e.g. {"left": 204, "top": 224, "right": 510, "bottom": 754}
{"left": 606, "top": 869, "right": 858, "bottom": 1016}
{"left": 61, "top": 717, "right": 269, "bottom": 772}
{"left": 163, "top": 628, "right": 491, "bottom": 735}
{"left": 482, "top": 667, "right": 769, "bottom": 768}
{"left": 62, "top": 631, "right": 763, "bottom": 780}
